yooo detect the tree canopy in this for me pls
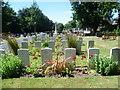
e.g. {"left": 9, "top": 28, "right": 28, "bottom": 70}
{"left": 2, "top": 2, "right": 54, "bottom": 34}
{"left": 71, "top": 2, "right": 119, "bottom": 34}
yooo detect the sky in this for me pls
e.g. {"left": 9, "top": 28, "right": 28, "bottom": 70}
{"left": 5, "top": 1, "right": 73, "bottom": 25}
{"left": 4, "top": 0, "right": 118, "bottom": 25}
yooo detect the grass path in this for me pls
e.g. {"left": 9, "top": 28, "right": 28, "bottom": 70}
{"left": 2, "top": 76, "right": 119, "bottom": 88}
{"left": 82, "top": 36, "right": 118, "bottom": 56}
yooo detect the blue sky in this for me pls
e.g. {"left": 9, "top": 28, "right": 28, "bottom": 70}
{"left": 7, "top": 1, "right": 73, "bottom": 25}
{"left": 5, "top": 1, "right": 118, "bottom": 24}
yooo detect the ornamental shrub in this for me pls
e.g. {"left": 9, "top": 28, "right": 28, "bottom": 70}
{"left": 43, "top": 42, "right": 48, "bottom": 47}
{"left": 1, "top": 54, "right": 23, "bottom": 78}
{"left": 94, "top": 56, "right": 119, "bottom": 76}
{"left": 66, "top": 35, "right": 77, "bottom": 48}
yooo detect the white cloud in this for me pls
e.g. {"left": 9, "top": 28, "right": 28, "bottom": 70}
{"left": 64, "top": 11, "right": 73, "bottom": 15}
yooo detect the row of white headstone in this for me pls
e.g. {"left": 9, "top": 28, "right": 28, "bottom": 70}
{"left": 0, "top": 47, "right": 119, "bottom": 66}
{"left": 18, "top": 48, "right": 76, "bottom": 66}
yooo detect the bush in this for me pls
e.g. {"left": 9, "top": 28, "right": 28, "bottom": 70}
{"left": 6, "top": 38, "right": 20, "bottom": 55}
{"left": 66, "top": 35, "right": 77, "bottom": 48}
{"left": 43, "top": 42, "right": 48, "bottom": 47}
{"left": 94, "top": 56, "right": 119, "bottom": 76}
{"left": 1, "top": 54, "right": 23, "bottom": 78}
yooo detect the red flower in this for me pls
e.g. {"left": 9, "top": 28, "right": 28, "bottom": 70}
{"left": 82, "top": 56, "right": 86, "bottom": 58}
{"left": 26, "top": 65, "right": 30, "bottom": 67}
{"left": 81, "top": 58, "right": 83, "bottom": 60}
{"left": 33, "top": 57, "right": 38, "bottom": 59}
{"left": 72, "top": 57, "right": 76, "bottom": 60}
{"left": 55, "top": 46, "right": 58, "bottom": 48}
{"left": 90, "top": 54, "right": 94, "bottom": 57}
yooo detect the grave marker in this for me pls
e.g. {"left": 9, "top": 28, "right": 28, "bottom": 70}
{"left": 41, "top": 48, "right": 52, "bottom": 64}
{"left": 21, "top": 41, "right": 28, "bottom": 49}
{"left": 18, "top": 49, "right": 29, "bottom": 66}
{"left": 48, "top": 40, "right": 55, "bottom": 51}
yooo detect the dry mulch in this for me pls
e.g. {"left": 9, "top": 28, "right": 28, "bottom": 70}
{"left": 20, "top": 66, "right": 101, "bottom": 78}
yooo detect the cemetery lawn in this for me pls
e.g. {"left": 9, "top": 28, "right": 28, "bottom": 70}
{"left": 2, "top": 76, "right": 119, "bottom": 88}
{"left": 2, "top": 36, "right": 119, "bottom": 88}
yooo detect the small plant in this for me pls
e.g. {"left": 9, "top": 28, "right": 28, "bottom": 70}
{"left": 43, "top": 42, "right": 48, "bottom": 47}
{"left": 66, "top": 35, "right": 77, "bottom": 48}
{"left": 43, "top": 56, "right": 76, "bottom": 76}
{"left": 94, "top": 56, "right": 119, "bottom": 76}
{"left": 29, "top": 47, "right": 41, "bottom": 56}
{"left": 6, "top": 37, "right": 20, "bottom": 55}
{"left": 1, "top": 54, "right": 23, "bottom": 78}
{"left": 23, "top": 56, "right": 40, "bottom": 75}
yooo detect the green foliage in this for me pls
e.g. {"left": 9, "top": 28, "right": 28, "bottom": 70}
{"left": 18, "top": 4, "right": 54, "bottom": 33}
{"left": 2, "top": 2, "right": 21, "bottom": 34}
{"left": 43, "top": 42, "right": 48, "bottom": 47}
{"left": 94, "top": 56, "right": 119, "bottom": 76}
{"left": 6, "top": 38, "right": 20, "bottom": 55}
{"left": 57, "top": 23, "right": 64, "bottom": 32}
{"left": 64, "top": 20, "right": 77, "bottom": 30}
{"left": 1, "top": 54, "right": 23, "bottom": 78}
{"left": 71, "top": 2, "right": 119, "bottom": 34}
{"left": 101, "top": 29, "right": 120, "bottom": 36}
{"left": 66, "top": 35, "right": 77, "bottom": 48}
{"left": 29, "top": 47, "right": 41, "bottom": 56}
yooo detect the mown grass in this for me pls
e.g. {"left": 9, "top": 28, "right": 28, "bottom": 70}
{"left": 2, "top": 76, "right": 119, "bottom": 88}
{"left": 2, "top": 36, "right": 119, "bottom": 88}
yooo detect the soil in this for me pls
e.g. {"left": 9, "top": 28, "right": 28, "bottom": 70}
{"left": 20, "top": 66, "right": 102, "bottom": 78}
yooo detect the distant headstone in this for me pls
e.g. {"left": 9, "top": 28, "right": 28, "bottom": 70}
{"left": 35, "top": 41, "right": 41, "bottom": 48}
{"left": 23, "top": 38, "right": 28, "bottom": 41}
{"left": 78, "top": 37, "right": 83, "bottom": 44}
{"left": 62, "top": 40, "right": 67, "bottom": 50}
{"left": 37, "top": 37, "right": 41, "bottom": 41}
{"left": 18, "top": 49, "right": 29, "bottom": 66}
{"left": 48, "top": 40, "right": 55, "bottom": 51}
{"left": 0, "top": 49, "right": 5, "bottom": 54}
{"left": 88, "top": 40, "right": 94, "bottom": 48}
{"left": 110, "top": 48, "right": 120, "bottom": 65}
{"left": 76, "top": 39, "right": 82, "bottom": 55}
{"left": 21, "top": 41, "right": 28, "bottom": 49}
{"left": 32, "top": 36, "right": 36, "bottom": 41}
{"left": 65, "top": 48, "right": 76, "bottom": 63}
{"left": 41, "top": 48, "right": 52, "bottom": 64}
{"left": 62, "top": 35, "right": 66, "bottom": 40}
{"left": 88, "top": 48, "right": 100, "bottom": 69}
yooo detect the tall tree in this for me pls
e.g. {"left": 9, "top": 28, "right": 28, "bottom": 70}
{"left": 71, "top": 2, "right": 119, "bottom": 35}
{"left": 18, "top": 3, "right": 53, "bottom": 33}
{"left": 2, "top": 2, "right": 21, "bottom": 34}
{"left": 57, "top": 23, "right": 64, "bottom": 32}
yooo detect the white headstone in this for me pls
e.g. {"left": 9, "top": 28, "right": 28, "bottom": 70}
{"left": 32, "top": 36, "right": 36, "bottom": 41}
{"left": 18, "top": 49, "right": 29, "bottom": 66}
{"left": 37, "top": 37, "right": 41, "bottom": 41}
{"left": 23, "top": 38, "right": 28, "bottom": 41}
{"left": 88, "top": 40, "right": 94, "bottom": 48}
{"left": 62, "top": 40, "right": 67, "bottom": 50}
{"left": 21, "top": 41, "right": 28, "bottom": 49}
{"left": 110, "top": 48, "right": 120, "bottom": 62}
{"left": 65, "top": 48, "right": 76, "bottom": 63}
{"left": 62, "top": 35, "right": 66, "bottom": 40}
{"left": 41, "top": 48, "right": 52, "bottom": 64}
{"left": 48, "top": 40, "right": 55, "bottom": 51}
{"left": 35, "top": 41, "right": 41, "bottom": 48}
{"left": 88, "top": 48, "right": 100, "bottom": 69}
{"left": 76, "top": 39, "right": 82, "bottom": 55}
{"left": 78, "top": 37, "right": 83, "bottom": 44}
